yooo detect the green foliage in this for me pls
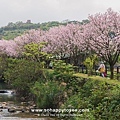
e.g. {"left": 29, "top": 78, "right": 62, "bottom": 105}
{"left": 31, "top": 81, "right": 65, "bottom": 108}
{"left": 84, "top": 54, "right": 98, "bottom": 76}
{"left": 40, "top": 21, "right": 63, "bottom": 30}
{"left": 49, "top": 60, "right": 81, "bottom": 96}
{"left": 4, "top": 58, "right": 45, "bottom": 95}
{"left": 2, "top": 30, "right": 25, "bottom": 40}
{"left": 118, "top": 56, "right": 120, "bottom": 63}
{"left": 0, "top": 21, "right": 40, "bottom": 40}
{"left": 0, "top": 21, "right": 65, "bottom": 40}
{"left": 0, "top": 55, "right": 7, "bottom": 80}
{"left": 2, "top": 42, "right": 51, "bottom": 98}
{"left": 63, "top": 78, "right": 120, "bottom": 120}
{"left": 23, "top": 42, "right": 51, "bottom": 70}
{"left": 0, "top": 20, "right": 83, "bottom": 40}
{"left": 23, "top": 42, "right": 50, "bottom": 62}
{"left": 51, "top": 60, "right": 75, "bottom": 83}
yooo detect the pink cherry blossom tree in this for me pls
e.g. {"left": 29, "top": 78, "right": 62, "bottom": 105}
{"left": 14, "top": 29, "right": 46, "bottom": 57}
{"left": 0, "top": 23, "right": 85, "bottom": 66}
{"left": 82, "top": 8, "right": 120, "bottom": 79}
{"left": 44, "top": 23, "right": 84, "bottom": 65}
{"left": 0, "top": 39, "right": 18, "bottom": 57}
{"left": 0, "top": 29, "right": 46, "bottom": 57}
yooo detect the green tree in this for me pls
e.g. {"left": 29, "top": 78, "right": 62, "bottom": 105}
{"left": 84, "top": 54, "right": 98, "bottom": 76}
{"left": 4, "top": 42, "right": 50, "bottom": 96}
{"left": 0, "top": 55, "right": 7, "bottom": 80}
{"left": 31, "top": 81, "right": 65, "bottom": 108}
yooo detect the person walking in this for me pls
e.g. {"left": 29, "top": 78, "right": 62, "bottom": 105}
{"left": 97, "top": 61, "right": 106, "bottom": 77}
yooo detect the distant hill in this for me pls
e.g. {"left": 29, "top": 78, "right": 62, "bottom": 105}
{"left": 0, "top": 20, "right": 89, "bottom": 40}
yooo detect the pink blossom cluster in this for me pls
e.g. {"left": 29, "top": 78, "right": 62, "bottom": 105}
{"left": 82, "top": 8, "right": 120, "bottom": 61}
{"left": 0, "top": 39, "right": 18, "bottom": 57}
{"left": 0, "top": 24, "right": 84, "bottom": 57}
{"left": 0, "top": 8, "right": 120, "bottom": 61}
{"left": 43, "top": 23, "right": 84, "bottom": 58}
{"left": 0, "top": 29, "right": 45, "bottom": 57}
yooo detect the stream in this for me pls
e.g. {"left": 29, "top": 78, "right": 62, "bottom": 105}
{"left": 0, "top": 82, "right": 56, "bottom": 120}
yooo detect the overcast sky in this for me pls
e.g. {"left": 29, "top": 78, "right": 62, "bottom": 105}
{"left": 0, "top": 0, "right": 120, "bottom": 27}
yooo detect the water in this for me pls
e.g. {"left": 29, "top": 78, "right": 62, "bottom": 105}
{"left": 0, "top": 82, "right": 56, "bottom": 120}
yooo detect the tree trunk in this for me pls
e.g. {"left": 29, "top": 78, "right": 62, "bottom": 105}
{"left": 110, "top": 65, "right": 114, "bottom": 79}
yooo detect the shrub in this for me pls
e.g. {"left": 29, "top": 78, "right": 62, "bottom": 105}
{"left": 84, "top": 54, "right": 98, "bottom": 76}
{"left": 31, "top": 81, "right": 65, "bottom": 109}
{"left": 62, "top": 78, "right": 120, "bottom": 120}
{"left": 4, "top": 58, "right": 45, "bottom": 96}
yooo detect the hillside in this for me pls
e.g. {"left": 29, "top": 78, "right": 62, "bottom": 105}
{"left": 0, "top": 21, "right": 63, "bottom": 40}
{"left": 0, "top": 20, "right": 88, "bottom": 40}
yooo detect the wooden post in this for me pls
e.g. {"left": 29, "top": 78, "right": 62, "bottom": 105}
{"left": 117, "top": 66, "right": 119, "bottom": 80}
{"left": 105, "top": 66, "right": 107, "bottom": 76}
{"left": 86, "top": 67, "right": 88, "bottom": 74}
{"left": 82, "top": 65, "right": 84, "bottom": 73}
{"left": 117, "top": 67, "right": 119, "bottom": 74}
